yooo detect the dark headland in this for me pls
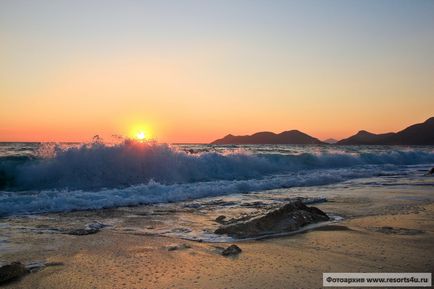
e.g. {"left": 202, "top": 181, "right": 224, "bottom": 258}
{"left": 211, "top": 117, "right": 434, "bottom": 145}
{"left": 337, "top": 117, "right": 434, "bottom": 145}
{"left": 211, "top": 130, "right": 323, "bottom": 145}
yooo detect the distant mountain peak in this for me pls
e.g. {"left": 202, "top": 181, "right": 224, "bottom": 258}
{"left": 426, "top": 117, "right": 434, "bottom": 121}
{"left": 356, "top": 130, "right": 372, "bottom": 135}
{"left": 338, "top": 117, "right": 434, "bottom": 145}
{"left": 211, "top": 130, "right": 323, "bottom": 145}
{"left": 279, "top": 129, "right": 303, "bottom": 135}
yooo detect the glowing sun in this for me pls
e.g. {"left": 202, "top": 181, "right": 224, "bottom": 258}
{"left": 129, "top": 123, "right": 153, "bottom": 141}
{"left": 136, "top": 131, "right": 146, "bottom": 141}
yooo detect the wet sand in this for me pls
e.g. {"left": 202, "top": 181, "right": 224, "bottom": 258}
{"left": 1, "top": 185, "right": 433, "bottom": 289}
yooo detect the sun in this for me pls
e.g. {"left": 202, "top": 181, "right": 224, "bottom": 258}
{"left": 128, "top": 123, "right": 154, "bottom": 141}
{"left": 136, "top": 131, "right": 146, "bottom": 141}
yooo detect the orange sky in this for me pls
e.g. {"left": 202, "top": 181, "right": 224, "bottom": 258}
{"left": 1, "top": 1, "right": 433, "bottom": 143}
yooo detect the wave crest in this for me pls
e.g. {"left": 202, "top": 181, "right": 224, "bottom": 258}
{"left": 0, "top": 141, "right": 433, "bottom": 191}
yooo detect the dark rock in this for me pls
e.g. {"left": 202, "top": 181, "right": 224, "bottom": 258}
{"left": 214, "top": 200, "right": 329, "bottom": 239}
{"left": 0, "top": 262, "right": 28, "bottom": 284}
{"left": 428, "top": 168, "right": 434, "bottom": 175}
{"left": 222, "top": 244, "right": 242, "bottom": 256}
{"left": 166, "top": 243, "right": 191, "bottom": 251}
{"left": 215, "top": 215, "right": 226, "bottom": 223}
{"left": 166, "top": 245, "right": 178, "bottom": 251}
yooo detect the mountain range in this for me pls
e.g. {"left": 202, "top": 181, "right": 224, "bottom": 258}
{"left": 211, "top": 130, "right": 323, "bottom": 145}
{"left": 210, "top": 117, "right": 434, "bottom": 145}
{"left": 337, "top": 117, "right": 434, "bottom": 145}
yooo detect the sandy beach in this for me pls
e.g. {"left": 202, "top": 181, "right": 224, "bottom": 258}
{"left": 2, "top": 0, "right": 434, "bottom": 287}
{"left": 1, "top": 183, "right": 433, "bottom": 289}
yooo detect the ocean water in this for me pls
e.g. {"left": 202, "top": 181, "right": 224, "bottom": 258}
{"left": 0, "top": 141, "right": 433, "bottom": 217}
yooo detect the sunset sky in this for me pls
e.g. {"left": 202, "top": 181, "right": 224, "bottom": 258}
{"left": 1, "top": 0, "right": 433, "bottom": 143}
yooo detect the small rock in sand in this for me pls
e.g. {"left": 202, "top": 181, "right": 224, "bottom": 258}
{"left": 222, "top": 244, "right": 242, "bottom": 256}
{"left": 215, "top": 215, "right": 226, "bottom": 223}
{"left": 0, "top": 262, "right": 28, "bottom": 284}
{"left": 428, "top": 167, "right": 434, "bottom": 175}
{"left": 166, "top": 243, "right": 191, "bottom": 251}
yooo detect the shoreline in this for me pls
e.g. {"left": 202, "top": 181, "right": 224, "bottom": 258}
{"left": 1, "top": 183, "right": 433, "bottom": 288}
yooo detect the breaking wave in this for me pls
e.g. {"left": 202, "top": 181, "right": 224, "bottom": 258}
{"left": 0, "top": 141, "right": 433, "bottom": 216}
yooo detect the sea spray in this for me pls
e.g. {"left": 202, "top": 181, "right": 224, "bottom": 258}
{"left": 0, "top": 142, "right": 433, "bottom": 216}
{"left": 0, "top": 141, "right": 433, "bottom": 191}
{"left": 0, "top": 166, "right": 393, "bottom": 216}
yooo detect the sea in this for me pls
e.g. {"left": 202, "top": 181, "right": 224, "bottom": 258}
{"left": 1, "top": 141, "right": 433, "bottom": 218}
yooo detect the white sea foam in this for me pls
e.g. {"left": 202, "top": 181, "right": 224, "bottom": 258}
{"left": 0, "top": 167, "right": 379, "bottom": 216}
{"left": 0, "top": 142, "right": 433, "bottom": 216}
{"left": 8, "top": 142, "right": 434, "bottom": 190}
